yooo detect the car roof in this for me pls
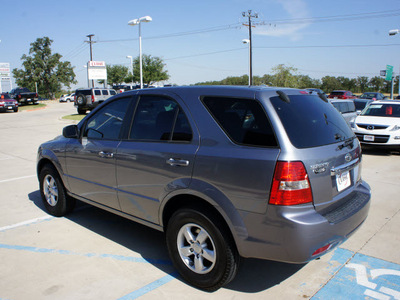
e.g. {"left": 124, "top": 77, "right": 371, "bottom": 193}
{"left": 370, "top": 100, "right": 400, "bottom": 105}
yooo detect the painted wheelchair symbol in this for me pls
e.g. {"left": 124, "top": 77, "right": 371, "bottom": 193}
{"left": 346, "top": 263, "right": 400, "bottom": 299}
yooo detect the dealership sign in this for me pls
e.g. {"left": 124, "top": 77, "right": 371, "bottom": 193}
{"left": 0, "top": 63, "right": 12, "bottom": 93}
{"left": 88, "top": 61, "right": 107, "bottom": 80}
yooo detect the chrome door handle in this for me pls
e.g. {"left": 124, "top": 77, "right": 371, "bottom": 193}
{"left": 99, "top": 151, "right": 114, "bottom": 158}
{"left": 166, "top": 158, "right": 189, "bottom": 167}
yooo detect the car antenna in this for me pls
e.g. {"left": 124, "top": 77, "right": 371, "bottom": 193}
{"left": 276, "top": 90, "right": 290, "bottom": 103}
{"left": 318, "top": 92, "right": 328, "bottom": 102}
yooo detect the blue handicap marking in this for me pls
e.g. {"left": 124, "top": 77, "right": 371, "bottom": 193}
{"left": 313, "top": 249, "right": 400, "bottom": 299}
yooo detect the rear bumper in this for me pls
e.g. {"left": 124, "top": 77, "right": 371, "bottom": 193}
{"left": 235, "top": 181, "right": 371, "bottom": 263}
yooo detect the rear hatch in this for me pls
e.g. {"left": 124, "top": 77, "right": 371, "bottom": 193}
{"left": 269, "top": 92, "right": 365, "bottom": 215}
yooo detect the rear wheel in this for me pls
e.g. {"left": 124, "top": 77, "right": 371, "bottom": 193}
{"left": 39, "top": 164, "right": 75, "bottom": 217}
{"left": 13, "top": 108, "right": 18, "bottom": 112}
{"left": 76, "top": 94, "right": 86, "bottom": 106}
{"left": 166, "top": 208, "right": 239, "bottom": 291}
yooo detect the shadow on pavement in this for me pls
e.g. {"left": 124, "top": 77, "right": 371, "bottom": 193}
{"left": 361, "top": 146, "right": 400, "bottom": 156}
{"left": 28, "top": 190, "right": 305, "bottom": 293}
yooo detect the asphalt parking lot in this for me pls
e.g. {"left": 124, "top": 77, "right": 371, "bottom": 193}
{"left": 0, "top": 101, "right": 399, "bottom": 300}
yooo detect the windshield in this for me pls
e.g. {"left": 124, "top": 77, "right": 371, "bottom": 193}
{"left": 354, "top": 100, "right": 371, "bottom": 111}
{"left": 361, "top": 103, "right": 400, "bottom": 117}
{"left": 271, "top": 95, "right": 354, "bottom": 148}
{"left": 360, "top": 93, "right": 377, "bottom": 99}
{"left": 330, "top": 91, "right": 345, "bottom": 96}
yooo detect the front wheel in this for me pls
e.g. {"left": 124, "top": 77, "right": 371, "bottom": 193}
{"left": 166, "top": 208, "right": 239, "bottom": 291}
{"left": 39, "top": 164, "right": 75, "bottom": 217}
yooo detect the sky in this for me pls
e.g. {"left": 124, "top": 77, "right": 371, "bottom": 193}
{"left": 1, "top": 0, "right": 400, "bottom": 90}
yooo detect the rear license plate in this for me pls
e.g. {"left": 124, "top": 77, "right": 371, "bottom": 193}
{"left": 336, "top": 170, "right": 351, "bottom": 192}
{"left": 364, "top": 135, "right": 374, "bottom": 141}
{"left": 7, "top": 106, "right": 12, "bottom": 109}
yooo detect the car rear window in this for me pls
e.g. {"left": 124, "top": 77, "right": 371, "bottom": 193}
{"left": 202, "top": 97, "right": 278, "bottom": 147}
{"left": 77, "top": 90, "right": 91, "bottom": 96}
{"left": 331, "top": 101, "right": 356, "bottom": 113}
{"left": 362, "top": 103, "right": 400, "bottom": 117}
{"left": 270, "top": 95, "right": 354, "bottom": 148}
{"left": 330, "top": 91, "right": 345, "bottom": 96}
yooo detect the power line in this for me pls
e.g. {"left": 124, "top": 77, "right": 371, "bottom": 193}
{"left": 97, "top": 23, "right": 241, "bottom": 44}
{"left": 164, "top": 43, "right": 400, "bottom": 61}
{"left": 261, "top": 9, "right": 400, "bottom": 25}
{"left": 255, "top": 43, "right": 400, "bottom": 49}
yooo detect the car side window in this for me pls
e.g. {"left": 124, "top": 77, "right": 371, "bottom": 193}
{"left": 102, "top": 90, "right": 108, "bottom": 95}
{"left": 84, "top": 98, "right": 131, "bottom": 140}
{"left": 202, "top": 97, "right": 278, "bottom": 147}
{"left": 129, "top": 95, "right": 192, "bottom": 142}
{"left": 94, "top": 90, "right": 101, "bottom": 96}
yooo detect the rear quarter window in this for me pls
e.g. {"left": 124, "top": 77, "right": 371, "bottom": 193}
{"left": 271, "top": 95, "right": 354, "bottom": 148}
{"left": 202, "top": 96, "right": 278, "bottom": 147}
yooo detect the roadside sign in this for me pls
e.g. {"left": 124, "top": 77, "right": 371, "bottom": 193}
{"left": 87, "top": 61, "right": 107, "bottom": 80}
{"left": 386, "top": 65, "right": 393, "bottom": 81}
{"left": 380, "top": 70, "right": 386, "bottom": 77}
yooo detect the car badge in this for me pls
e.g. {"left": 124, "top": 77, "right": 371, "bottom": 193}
{"left": 345, "top": 153, "right": 352, "bottom": 162}
{"left": 367, "top": 125, "right": 374, "bottom": 130}
{"left": 310, "top": 162, "right": 329, "bottom": 174}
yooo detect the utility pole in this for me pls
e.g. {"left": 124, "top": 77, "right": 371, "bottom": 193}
{"left": 86, "top": 34, "right": 95, "bottom": 88}
{"left": 242, "top": 10, "right": 258, "bottom": 86}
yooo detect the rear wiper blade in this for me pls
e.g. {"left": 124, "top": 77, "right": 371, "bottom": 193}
{"left": 338, "top": 136, "right": 356, "bottom": 150}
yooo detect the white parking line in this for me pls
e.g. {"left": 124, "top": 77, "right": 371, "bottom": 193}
{"left": 0, "top": 175, "right": 36, "bottom": 184}
{"left": 0, "top": 216, "right": 53, "bottom": 232}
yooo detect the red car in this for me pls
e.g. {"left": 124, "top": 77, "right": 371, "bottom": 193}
{"left": 0, "top": 93, "right": 19, "bottom": 112}
{"left": 328, "top": 90, "right": 356, "bottom": 99}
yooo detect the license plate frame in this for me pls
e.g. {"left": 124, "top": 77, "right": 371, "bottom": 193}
{"left": 364, "top": 135, "right": 375, "bottom": 142}
{"left": 336, "top": 170, "right": 351, "bottom": 192}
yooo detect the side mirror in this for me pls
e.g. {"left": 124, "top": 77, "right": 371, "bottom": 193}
{"left": 63, "top": 125, "right": 79, "bottom": 139}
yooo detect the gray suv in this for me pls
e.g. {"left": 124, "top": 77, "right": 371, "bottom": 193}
{"left": 74, "top": 88, "right": 116, "bottom": 114}
{"left": 37, "top": 86, "right": 371, "bottom": 291}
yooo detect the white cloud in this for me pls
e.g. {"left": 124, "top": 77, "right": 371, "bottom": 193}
{"left": 254, "top": 0, "right": 311, "bottom": 40}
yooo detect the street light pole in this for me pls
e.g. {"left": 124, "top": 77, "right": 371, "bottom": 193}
{"left": 128, "top": 16, "right": 152, "bottom": 89}
{"left": 389, "top": 29, "right": 400, "bottom": 98}
{"left": 126, "top": 55, "right": 133, "bottom": 86}
{"left": 242, "top": 10, "right": 258, "bottom": 86}
{"left": 242, "top": 39, "right": 251, "bottom": 86}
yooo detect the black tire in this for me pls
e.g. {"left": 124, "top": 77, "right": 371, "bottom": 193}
{"left": 76, "top": 94, "right": 86, "bottom": 106}
{"left": 166, "top": 208, "right": 239, "bottom": 291}
{"left": 77, "top": 108, "right": 86, "bottom": 115}
{"left": 13, "top": 108, "right": 18, "bottom": 112}
{"left": 39, "top": 164, "right": 75, "bottom": 217}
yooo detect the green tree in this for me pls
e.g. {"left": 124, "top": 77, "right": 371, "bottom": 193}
{"left": 99, "top": 65, "right": 129, "bottom": 86}
{"left": 271, "top": 64, "right": 299, "bottom": 88}
{"left": 12, "top": 37, "right": 76, "bottom": 99}
{"left": 130, "top": 54, "right": 169, "bottom": 85}
{"left": 369, "top": 76, "right": 385, "bottom": 92}
{"left": 356, "top": 76, "right": 369, "bottom": 93}
{"left": 321, "top": 76, "right": 341, "bottom": 93}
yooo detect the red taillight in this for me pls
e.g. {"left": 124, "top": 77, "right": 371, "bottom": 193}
{"left": 91, "top": 95, "right": 95, "bottom": 103}
{"left": 269, "top": 161, "right": 313, "bottom": 206}
{"left": 18, "top": 95, "right": 22, "bottom": 99}
{"left": 312, "top": 243, "right": 332, "bottom": 256}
